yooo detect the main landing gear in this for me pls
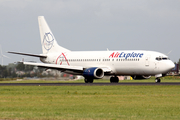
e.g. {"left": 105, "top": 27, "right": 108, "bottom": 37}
{"left": 155, "top": 78, "right": 161, "bottom": 83}
{"left": 110, "top": 76, "right": 119, "bottom": 83}
{"left": 84, "top": 78, "right": 94, "bottom": 83}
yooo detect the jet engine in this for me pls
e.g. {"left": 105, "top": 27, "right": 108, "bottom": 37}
{"left": 83, "top": 67, "right": 104, "bottom": 79}
{"left": 131, "top": 75, "right": 151, "bottom": 80}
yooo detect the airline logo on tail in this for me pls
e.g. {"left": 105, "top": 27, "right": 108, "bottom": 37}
{"left": 43, "top": 32, "right": 54, "bottom": 51}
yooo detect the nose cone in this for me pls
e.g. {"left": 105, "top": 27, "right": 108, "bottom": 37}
{"left": 168, "top": 61, "right": 175, "bottom": 70}
{"left": 160, "top": 60, "right": 175, "bottom": 74}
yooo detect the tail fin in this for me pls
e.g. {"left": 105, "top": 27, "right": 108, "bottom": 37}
{"left": 38, "top": 16, "right": 70, "bottom": 54}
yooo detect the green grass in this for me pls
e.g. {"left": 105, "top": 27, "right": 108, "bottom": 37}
{"left": 0, "top": 85, "right": 180, "bottom": 119}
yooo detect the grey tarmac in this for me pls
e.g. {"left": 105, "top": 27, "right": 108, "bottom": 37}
{"left": 0, "top": 82, "right": 180, "bottom": 86}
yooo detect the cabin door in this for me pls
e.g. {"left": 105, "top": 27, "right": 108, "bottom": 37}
{"left": 145, "top": 55, "right": 150, "bottom": 66}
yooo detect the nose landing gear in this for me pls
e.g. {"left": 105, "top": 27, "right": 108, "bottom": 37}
{"left": 155, "top": 74, "right": 162, "bottom": 83}
{"left": 155, "top": 78, "right": 161, "bottom": 83}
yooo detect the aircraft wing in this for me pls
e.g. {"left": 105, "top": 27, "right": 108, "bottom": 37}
{"left": 23, "top": 62, "right": 112, "bottom": 73}
{"left": 24, "top": 62, "right": 83, "bottom": 72}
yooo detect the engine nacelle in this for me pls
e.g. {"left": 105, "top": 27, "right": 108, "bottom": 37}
{"left": 83, "top": 67, "right": 104, "bottom": 79}
{"left": 131, "top": 75, "right": 151, "bottom": 80}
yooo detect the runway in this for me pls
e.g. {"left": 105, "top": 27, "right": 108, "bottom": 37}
{"left": 0, "top": 82, "right": 180, "bottom": 86}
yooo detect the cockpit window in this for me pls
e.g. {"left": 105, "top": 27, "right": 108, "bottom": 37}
{"left": 156, "top": 57, "right": 169, "bottom": 61}
{"left": 162, "top": 58, "right": 169, "bottom": 60}
{"left": 156, "top": 57, "right": 161, "bottom": 61}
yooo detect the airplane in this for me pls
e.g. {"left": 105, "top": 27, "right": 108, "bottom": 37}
{"left": 8, "top": 16, "right": 175, "bottom": 83}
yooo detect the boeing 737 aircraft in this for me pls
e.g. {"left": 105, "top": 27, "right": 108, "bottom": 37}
{"left": 8, "top": 16, "right": 175, "bottom": 83}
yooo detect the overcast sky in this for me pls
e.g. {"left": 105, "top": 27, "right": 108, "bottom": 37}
{"left": 0, "top": 0, "right": 180, "bottom": 65}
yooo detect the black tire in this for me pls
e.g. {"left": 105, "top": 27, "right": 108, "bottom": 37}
{"left": 110, "top": 77, "right": 119, "bottom": 83}
{"left": 89, "top": 79, "right": 94, "bottom": 83}
{"left": 110, "top": 77, "right": 113, "bottom": 83}
{"left": 84, "top": 78, "right": 94, "bottom": 83}
{"left": 84, "top": 78, "right": 88, "bottom": 83}
{"left": 155, "top": 78, "right": 161, "bottom": 83}
{"left": 115, "top": 77, "right": 119, "bottom": 83}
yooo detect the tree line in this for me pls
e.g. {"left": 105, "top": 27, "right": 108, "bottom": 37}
{"left": 0, "top": 62, "right": 44, "bottom": 78}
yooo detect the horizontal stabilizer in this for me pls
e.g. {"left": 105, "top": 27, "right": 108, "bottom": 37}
{"left": 8, "top": 51, "right": 47, "bottom": 58}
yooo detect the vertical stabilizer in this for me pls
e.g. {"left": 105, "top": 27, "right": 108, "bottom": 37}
{"left": 38, "top": 16, "right": 70, "bottom": 54}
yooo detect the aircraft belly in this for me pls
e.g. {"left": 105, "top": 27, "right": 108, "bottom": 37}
{"left": 115, "top": 68, "right": 139, "bottom": 75}
{"left": 114, "top": 62, "right": 155, "bottom": 75}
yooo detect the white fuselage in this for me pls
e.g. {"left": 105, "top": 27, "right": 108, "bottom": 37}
{"left": 8, "top": 16, "right": 175, "bottom": 83}
{"left": 41, "top": 50, "right": 174, "bottom": 76}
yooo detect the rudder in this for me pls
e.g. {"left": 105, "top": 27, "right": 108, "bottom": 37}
{"left": 38, "top": 16, "right": 70, "bottom": 54}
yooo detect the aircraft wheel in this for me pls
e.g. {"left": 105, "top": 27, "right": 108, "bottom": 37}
{"left": 84, "top": 78, "right": 88, "bottom": 83}
{"left": 84, "top": 78, "right": 94, "bottom": 83}
{"left": 115, "top": 77, "right": 119, "bottom": 83}
{"left": 155, "top": 78, "right": 161, "bottom": 83}
{"left": 110, "top": 77, "right": 113, "bottom": 83}
{"left": 89, "top": 79, "right": 94, "bottom": 83}
{"left": 110, "top": 77, "right": 119, "bottom": 83}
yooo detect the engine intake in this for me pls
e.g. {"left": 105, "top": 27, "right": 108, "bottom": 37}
{"left": 83, "top": 67, "right": 104, "bottom": 79}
